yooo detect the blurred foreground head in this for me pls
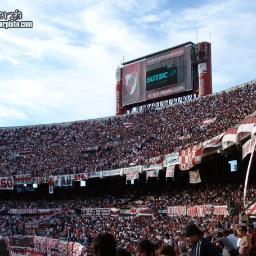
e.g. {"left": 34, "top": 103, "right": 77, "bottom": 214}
{"left": 93, "top": 233, "right": 117, "bottom": 256}
{"left": 156, "top": 245, "right": 176, "bottom": 256}
{"left": 136, "top": 239, "right": 155, "bottom": 256}
{"left": 184, "top": 223, "right": 203, "bottom": 246}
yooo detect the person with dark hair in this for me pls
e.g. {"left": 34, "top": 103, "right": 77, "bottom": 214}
{"left": 215, "top": 240, "right": 230, "bottom": 256}
{"left": 116, "top": 247, "right": 132, "bottom": 256}
{"left": 184, "top": 223, "right": 219, "bottom": 256}
{"left": 136, "top": 239, "right": 155, "bottom": 256}
{"left": 93, "top": 233, "right": 117, "bottom": 256}
{"left": 156, "top": 244, "right": 176, "bottom": 256}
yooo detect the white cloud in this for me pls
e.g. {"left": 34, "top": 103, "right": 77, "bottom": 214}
{"left": 0, "top": 0, "right": 255, "bottom": 126}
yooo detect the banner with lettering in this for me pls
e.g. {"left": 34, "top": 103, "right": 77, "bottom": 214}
{"left": 146, "top": 169, "right": 159, "bottom": 180}
{"left": 167, "top": 206, "right": 187, "bottom": 216}
{"left": 166, "top": 165, "right": 175, "bottom": 178}
{"left": 73, "top": 173, "right": 88, "bottom": 181}
{"left": 102, "top": 169, "right": 122, "bottom": 177}
{"left": 213, "top": 205, "right": 229, "bottom": 216}
{"left": 0, "top": 177, "right": 14, "bottom": 190}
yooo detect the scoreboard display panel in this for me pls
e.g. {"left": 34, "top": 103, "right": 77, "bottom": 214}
{"left": 146, "top": 66, "right": 177, "bottom": 91}
{"left": 121, "top": 43, "right": 193, "bottom": 106}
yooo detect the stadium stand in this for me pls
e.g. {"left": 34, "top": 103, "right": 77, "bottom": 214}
{"left": 0, "top": 81, "right": 256, "bottom": 255}
{"left": 0, "top": 184, "right": 254, "bottom": 255}
{"left": 0, "top": 82, "right": 255, "bottom": 177}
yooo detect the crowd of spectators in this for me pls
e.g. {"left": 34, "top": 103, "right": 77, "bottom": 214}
{"left": 0, "top": 82, "right": 255, "bottom": 177}
{"left": 1, "top": 184, "right": 256, "bottom": 255}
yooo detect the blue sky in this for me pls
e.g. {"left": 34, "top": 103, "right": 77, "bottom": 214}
{"left": 0, "top": 0, "right": 255, "bottom": 127}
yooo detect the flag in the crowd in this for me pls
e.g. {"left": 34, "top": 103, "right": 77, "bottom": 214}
{"left": 123, "top": 122, "right": 133, "bottom": 128}
{"left": 189, "top": 170, "right": 201, "bottom": 184}
{"left": 202, "top": 117, "right": 216, "bottom": 125}
{"left": 166, "top": 165, "right": 175, "bottom": 178}
{"left": 179, "top": 144, "right": 203, "bottom": 171}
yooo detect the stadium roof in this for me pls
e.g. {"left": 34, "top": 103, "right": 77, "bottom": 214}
{"left": 122, "top": 41, "right": 194, "bottom": 65}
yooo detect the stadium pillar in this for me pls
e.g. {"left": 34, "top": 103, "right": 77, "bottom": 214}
{"left": 115, "top": 67, "right": 126, "bottom": 115}
{"left": 196, "top": 42, "right": 212, "bottom": 97}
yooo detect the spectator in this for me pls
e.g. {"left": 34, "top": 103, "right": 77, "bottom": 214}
{"left": 238, "top": 226, "right": 251, "bottom": 256}
{"left": 93, "top": 233, "right": 117, "bottom": 256}
{"left": 215, "top": 240, "right": 230, "bottom": 256}
{"left": 136, "top": 239, "right": 155, "bottom": 256}
{"left": 156, "top": 245, "right": 176, "bottom": 256}
{"left": 184, "top": 223, "right": 219, "bottom": 256}
{"left": 116, "top": 247, "right": 131, "bottom": 256}
{"left": 227, "top": 229, "right": 238, "bottom": 250}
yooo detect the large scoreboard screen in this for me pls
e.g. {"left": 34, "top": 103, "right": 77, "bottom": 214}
{"left": 146, "top": 66, "right": 177, "bottom": 91}
{"left": 121, "top": 43, "right": 194, "bottom": 106}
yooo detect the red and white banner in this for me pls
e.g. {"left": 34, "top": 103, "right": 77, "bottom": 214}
{"left": 179, "top": 144, "right": 203, "bottom": 170}
{"left": 242, "top": 139, "right": 255, "bottom": 159}
{"left": 166, "top": 165, "right": 175, "bottom": 178}
{"left": 144, "top": 156, "right": 163, "bottom": 170}
{"left": 187, "top": 206, "right": 203, "bottom": 217}
{"left": 33, "top": 236, "right": 85, "bottom": 256}
{"left": 237, "top": 116, "right": 256, "bottom": 141}
{"left": 0, "top": 177, "right": 14, "bottom": 190}
{"left": 123, "top": 165, "right": 141, "bottom": 181}
{"left": 73, "top": 173, "right": 88, "bottom": 181}
{"left": 168, "top": 205, "right": 228, "bottom": 217}
{"left": 9, "top": 208, "right": 60, "bottom": 215}
{"left": 222, "top": 128, "right": 237, "bottom": 149}
{"left": 119, "top": 207, "right": 153, "bottom": 216}
{"left": 203, "top": 133, "right": 224, "bottom": 150}
{"left": 245, "top": 202, "right": 256, "bottom": 215}
{"left": 213, "top": 205, "right": 229, "bottom": 216}
{"left": 187, "top": 205, "right": 212, "bottom": 217}
{"left": 167, "top": 206, "right": 187, "bottom": 216}
{"left": 146, "top": 169, "right": 159, "bottom": 180}
{"left": 125, "top": 170, "right": 139, "bottom": 181}
{"left": 189, "top": 170, "right": 201, "bottom": 184}
{"left": 14, "top": 175, "right": 33, "bottom": 185}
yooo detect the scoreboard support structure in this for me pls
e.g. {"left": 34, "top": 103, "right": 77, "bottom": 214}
{"left": 115, "top": 41, "right": 212, "bottom": 116}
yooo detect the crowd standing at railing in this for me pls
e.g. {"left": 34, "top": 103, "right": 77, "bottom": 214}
{"left": 1, "top": 184, "right": 256, "bottom": 255}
